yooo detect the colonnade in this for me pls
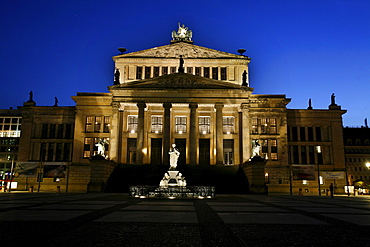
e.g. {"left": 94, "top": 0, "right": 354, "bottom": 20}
{"left": 134, "top": 102, "right": 225, "bottom": 165}
{"left": 110, "top": 101, "right": 252, "bottom": 165}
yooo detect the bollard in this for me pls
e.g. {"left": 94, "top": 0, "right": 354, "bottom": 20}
{"left": 29, "top": 186, "right": 34, "bottom": 193}
{"left": 56, "top": 186, "right": 60, "bottom": 193}
{"left": 299, "top": 188, "right": 303, "bottom": 195}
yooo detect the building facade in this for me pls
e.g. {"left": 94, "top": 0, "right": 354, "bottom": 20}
{"left": 343, "top": 127, "right": 370, "bottom": 194}
{"left": 10, "top": 25, "right": 348, "bottom": 194}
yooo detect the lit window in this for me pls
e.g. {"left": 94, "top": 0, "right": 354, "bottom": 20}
{"left": 199, "top": 116, "right": 210, "bottom": 134}
{"left": 103, "top": 116, "right": 110, "bottom": 133}
{"left": 151, "top": 116, "right": 163, "bottom": 133}
{"left": 85, "top": 116, "right": 93, "bottom": 132}
{"left": 223, "top": 117, "right": 234, "bottom": 134}
{"left": 94, "top": 116, "right": 101, "bottom": 132}
{"left": 128, "top": 116, "right": 138, "bottom": 133}
{"left": 175, "top": 116, "right": 187, "bottom": 133}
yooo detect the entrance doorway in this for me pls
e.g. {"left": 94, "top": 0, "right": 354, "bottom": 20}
{"left": 223, "top": 139, "right": 234, "bottom": 165}
{"left": 151, "top": 138, "right": 162, "bottom": 165}
{"left": 175, "top": 138, "right": 186, "bottom": 165}
{"left": 127, "top": 138, "right": 137, "bottom": 164}
{"left": 199, "top": 139, "right": 210, "bottom": 165}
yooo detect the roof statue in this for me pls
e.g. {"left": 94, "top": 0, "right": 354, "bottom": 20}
{"left": 172, "top": 23, "right": 192, "bottom": 42}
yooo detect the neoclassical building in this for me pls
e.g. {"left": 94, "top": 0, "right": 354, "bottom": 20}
{"left": 12, "top": 25, "right": 347, "bottom": 194}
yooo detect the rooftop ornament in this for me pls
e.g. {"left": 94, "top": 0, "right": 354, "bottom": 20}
{"left": 171, "top": 23, "right": 193, "bottom": 43}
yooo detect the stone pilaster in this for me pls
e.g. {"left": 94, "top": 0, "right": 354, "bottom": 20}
{"left": 163, "top": 103, "right": 172, "bottom": 165}
{"left": 215, "top": 102, "right": 224, "bottom": 165}
{"left": 241, "top": 103, "right": 251, "bottom": 163}
{"left": 189, "top": 103, "right": 198, "bottom": 165}
{"left": 136, "top": 102, "right": 146, "bottom": 164}
{"left": 109, "top": 102, "right": 120, "bottom": 163}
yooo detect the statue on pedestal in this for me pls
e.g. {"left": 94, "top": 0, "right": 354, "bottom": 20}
{"left": 169, "top": 144, "right": 180, "bottom": 170}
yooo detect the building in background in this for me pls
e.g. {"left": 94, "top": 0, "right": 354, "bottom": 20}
{"left": 343, "top": 126, "right": 370, "bottom": 194}
{"left": 8, "top": 25, "right": 349, "bottom": 194}
{"left": 0, "top": 108, "right": 21, "bottom": 191}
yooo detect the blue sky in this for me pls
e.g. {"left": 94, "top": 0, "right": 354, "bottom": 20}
{"left": 1, "top": 0, "right": 369, "bottom": 126}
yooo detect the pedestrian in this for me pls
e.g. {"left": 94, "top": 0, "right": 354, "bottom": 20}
{"left": 329, "top": 183, "right": 334, "bottom": 198}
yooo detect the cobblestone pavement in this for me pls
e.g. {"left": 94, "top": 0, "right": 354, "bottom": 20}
{"left": 0, "top": 193, "right": 370, "bottom": 246}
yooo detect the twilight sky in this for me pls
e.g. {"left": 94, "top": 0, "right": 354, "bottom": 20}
{"left": 1, "top": 0, "right": 369, "bottom": 127}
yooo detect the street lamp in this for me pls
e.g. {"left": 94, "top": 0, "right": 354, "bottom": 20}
{"left": 366, "top": 162, "right": 370, "bottom": 170}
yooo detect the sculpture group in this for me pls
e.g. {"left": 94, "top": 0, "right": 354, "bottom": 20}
{"left": 172, "top": 23, "right": 192, "bottom": 41}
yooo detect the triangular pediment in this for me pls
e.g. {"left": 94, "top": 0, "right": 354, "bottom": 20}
{"left": 110, "top": 73, "right": 247, "bottom": 90}
{"left": 114, "top": 42, "right": 244, "bottom": 59}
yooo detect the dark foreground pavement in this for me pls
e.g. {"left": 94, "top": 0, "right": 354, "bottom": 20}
{"left": 0, "top": 193, "right": 370, "bottom": 247}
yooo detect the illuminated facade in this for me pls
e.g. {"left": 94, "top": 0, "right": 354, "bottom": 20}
{"left": 11, "top": 26, "right": 348, "bottom": 194}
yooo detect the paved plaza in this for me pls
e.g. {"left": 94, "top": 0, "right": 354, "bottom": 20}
{"left": 0, "top": 193, "right": 370, "bottom": 246}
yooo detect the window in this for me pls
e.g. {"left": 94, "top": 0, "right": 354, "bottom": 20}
{"left": 83, "top": 137, "right": 109, "bottom": 158}
{"left": 221, "top": 67, "right": 227, "bottom": 80}
{"left": 199, "top": 116, "right": 210, "bottom": 134}
{"left": 309, "top": 146, "right": 315, "bottom": 164}
{"left": 103, "top": 116, "right": 110, "bottom": 133}
{"left": 162, "top": 67, "right": 168, "bottom": 75}
{"left": 195, "top": 67, "right": 201, "bottom": 76}
{"left": 259, "top": 139, "right": 278, "bottom": 160}
{"left": 128, "top": 116, "right": 138, "bottom": 133}
{"left": 315, "top": 127, "right": 322, "bottom": 141}
{"left": 49, "top": 124, "right": 56, "bottom": 138}
{"left": 252, "top": 118, "right": 258, "bottom": 134}
{"left": 212, "top": 67, "right": 218, "bottom": 80}
{"left": 85, "top": 116, "right": 93, "bottom": 132}
{"left": 292, "top": 127, "right": 298, "bottom": 141}
{"left": 308, "top": 127, "right": 314, "bottom": 141}
{"left": 223, "top": 117, "right": 234, "bottom": 134}
{"left": 84, "top": 138, "right": 91, "bottom": 158}
{"left": 253, "top": 118, "right": 277, "bottom": 135}
{"left": 151, "top": 116, "right": 163, "bottom": 133}
{"left": 300, "top": 127, "right": 306, "bottom": 141}
{"left": 57, "top": 124, "right": 64, "bottom": 138}
{"left": 153, "top": 67, "right": 159, "bottom": 77}
{"left": 187, "top": 67, "right": 193, "bottom": 74}
{"left": 42, "top": 124, "right": 48, "bottom": 138}
{"left": 56, "top": 143, "right": 63, "bottom": 161}
{"left": 204, "top": 67, "right": 210, "bottom": 78}
{"left": 301, "top": 146, "right": 307, "bottom": 164}
{"left": 145, "top": 66, "right": 151, "bottom": 79}
{"left": 136, "top": 66, "right": 143, "bottom": 79}
{"left": 170, "top": 67, "right": 176, "bottom": 74}
{"left": 64, "top": 143, "right": 71, "bottom": 161}
{"left": 271, "top": 139, "right": 278, "bottom": 160}
{"left": 175, "top": 116, "right": 187, "bottom": 133}
{"left": 65, "top": 124, "right": 73, "bottom": 138}
{"left": 94, "top": 117, "right": 101, "bottom": 132}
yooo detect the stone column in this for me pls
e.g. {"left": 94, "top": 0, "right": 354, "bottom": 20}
{"left": 189, "top": 103, "right": 198, "bottom": 165}
{"left": 136, "top": 102, "right": 146, "bottom": 164}
{"left": 163, "top": 103, "right": 172, "bottom": 166}
{"left": 215, "top": 102, "right": 224, "bottom": 165}
{"left": 241, "top": 103, "right": 251, "bottom": 163}
{"left": 109, "top": 102, "right": 120, "bottom": 162}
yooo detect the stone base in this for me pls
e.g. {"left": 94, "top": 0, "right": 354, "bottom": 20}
{"left": 129, "top": 185, "right": 215, "bottom": 199}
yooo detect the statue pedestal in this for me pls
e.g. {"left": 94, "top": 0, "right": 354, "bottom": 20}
{"left": 160, "top": 170, "right": 186, "bottom": 187}
{"left": 241, "top": 157, "right": 267, "bottom": 194}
